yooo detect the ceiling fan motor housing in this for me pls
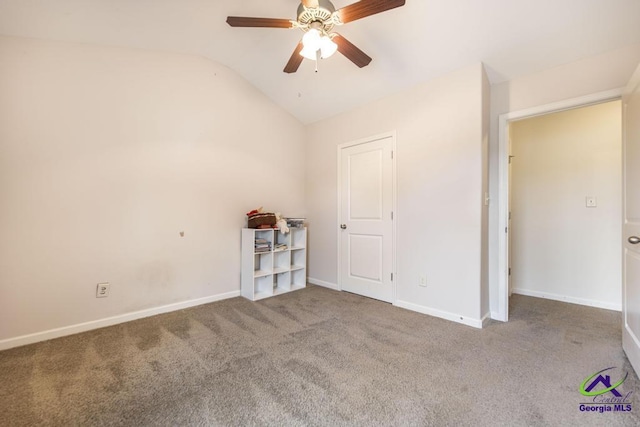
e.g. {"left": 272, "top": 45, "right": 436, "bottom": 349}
{"left": 297, "top": 0, "right": 337, "bottom": 33}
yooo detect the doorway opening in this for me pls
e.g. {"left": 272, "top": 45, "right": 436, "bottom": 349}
{"left": 509, "top": 101, "right": 622, "bottom": 310}
{"left": 495, "top": 89, "right": 623, "bottom": 321}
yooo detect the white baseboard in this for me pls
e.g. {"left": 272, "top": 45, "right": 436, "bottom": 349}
{"left": 512, "top": 288, "right": 621, "bottom": 312}
{"left": 0, "top": 290, "right": 240, "bottom": 351}
{"left": 308, "top": 277, "right": 340, "bottom": 291}
{"left": 394, "top": 300, "right": 484, "bottom": 329}
{"left": 481, "top": 312, "right": 492, "bottom": 328}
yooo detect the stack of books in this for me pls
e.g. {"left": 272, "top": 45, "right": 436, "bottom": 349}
{"left": 274, "top": 243, "right": 287, "bottom": 251}
{"left": 255, "top": 238, "right": 271, "bottom": 253}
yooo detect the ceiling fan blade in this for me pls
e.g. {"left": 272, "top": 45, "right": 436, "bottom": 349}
{"left": 284, "top": 42, "right": 305, "bottom": 74}
{"left": 333, "top": 34, "right": 372, "bottom": 68}
{"left": 226, "top": 16, "right": 293, "bottom": 28}
{"left": 301, "top": 0, "right": 320, "bottom": 7}
{"left": 337, "top": 0, "right": 406, "bottom": 24}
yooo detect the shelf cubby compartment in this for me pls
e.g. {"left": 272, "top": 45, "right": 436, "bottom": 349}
{"left": 254, "top": 275, "right": 274, "bottom": 300}
{"left": 291, "top": 268, "right": 306, "bottom": 291}
{"left": 273, "top": 250, "right": 291, "bottom": 275}
{"left": 274, "top": 271, "right": 291, "bottom": 294}
{"left": 291, "top": 249, "right": 306, "bottom": 270}
{"left": 253, "top": 252, "right": 273, "bottom": 277}
{"left": 274, "top": 231, "right": 290, "bottom": 251}
{"left": 254, "top": 230, "right": 273, "bottom": 258}
{"left": 290, "top": 228, "right": 306, "bottom": 250}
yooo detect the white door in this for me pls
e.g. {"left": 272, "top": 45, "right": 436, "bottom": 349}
{"left": 623, "top": 64, "right": 640, "bottom": 375}
{"left": 339, "top": 135, "right": 394, "bottom": 303}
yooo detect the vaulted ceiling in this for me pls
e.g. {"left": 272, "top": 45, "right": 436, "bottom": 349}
{"left": 1, "top": 0, "right": 639, "bottom": 124}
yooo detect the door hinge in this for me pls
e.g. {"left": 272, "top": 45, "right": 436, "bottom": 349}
{"left": 509, "top": 211, "right": 512, "bottom": 220}
{"left": 509, "top": 155, "right": 515, "bottom": 164}
{"left": 391, "top": 211, "right": 394, "bottom": 220}
{"left": 391, "top": 273, "right": 393, "bottom": 281}
{"left": 391, "top": 151, "right": 394, "bottom": 159}
{"left": 505, "top": 227, "right": 508, "bottom": 233}
{"left": 508, "top": 268, "right": 511, "bottom": 276}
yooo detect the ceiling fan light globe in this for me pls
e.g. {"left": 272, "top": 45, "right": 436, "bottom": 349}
{"left": 320, "top": 36, "right": 337, "bottom": 58}
{"left": 300, "top": 45, "right": 319, "bottom": 60}
{"left": 302, "top": 28, "right": 321, "bottom": 49}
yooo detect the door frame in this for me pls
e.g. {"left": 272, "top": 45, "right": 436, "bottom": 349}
{"left": 495, "top": 88, "right": 623, "bottom": 322}
{"left": 337, "top": 131, "right": 398, "bottom": 302}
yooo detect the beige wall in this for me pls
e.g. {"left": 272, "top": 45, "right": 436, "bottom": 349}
{"left": 4, "top": 35, "right": 638, "bottom": 346}
{"left": 306, "top": 63, "right": 489, "bottom": 326}
{"left": 489, "top": 44, "right": 640, "bottom": 314}
{"left": 0, "top": 36, "right": 306, "bottom": 344}
{"left": 510, "top": 101, "right": 622, "bottom": 309}
{"left": 481, "top": 66, "right": 491, "bottom": 316}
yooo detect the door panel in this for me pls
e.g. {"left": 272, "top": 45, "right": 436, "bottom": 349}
{"left": 623, "top": 64, "right": 640, "bottom": 376}
{"left": 349, "top": 234, "right": 383, "bottom": 281}
{"left": 340, "top": 136, "right": 394, "bottom": 302}
{"left": 349, "top": 150, "right": 383, "bottom": 220}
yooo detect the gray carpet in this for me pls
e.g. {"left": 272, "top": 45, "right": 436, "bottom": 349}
{"left": 0, "top": 285, "right": 638, "bottom": 426}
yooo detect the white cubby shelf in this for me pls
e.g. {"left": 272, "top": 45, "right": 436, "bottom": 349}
{"left": 241, "top": 228, "right": 307, "bottom": 301}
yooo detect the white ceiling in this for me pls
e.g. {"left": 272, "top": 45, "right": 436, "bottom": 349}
{"left": 1, "top": 0, "right": 640, "bottom": 124}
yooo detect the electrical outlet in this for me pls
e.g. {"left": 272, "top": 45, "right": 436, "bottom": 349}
{"left": 419, "top": 275, "right": 427, "bottom": 287}
{"left": 96, "top": 283, "right": 110, "bottom": 298}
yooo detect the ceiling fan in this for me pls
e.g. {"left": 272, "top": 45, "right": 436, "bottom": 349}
{"left": 226, "top": 0, "right": 406, "bottom": 73}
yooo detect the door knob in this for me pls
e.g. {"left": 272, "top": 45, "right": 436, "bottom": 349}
{"left": 340, "top": 224, "right": 347, "bottom": 230}
{"left": 629, "top": 236, "right": 640, "bottom": 245}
